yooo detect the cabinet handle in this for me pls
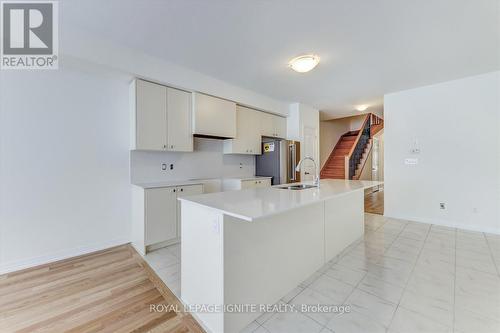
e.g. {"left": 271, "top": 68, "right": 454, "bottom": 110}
{"left": 180, "top": 188, "right": 183, "bottom": 192}
{"left": 173, "top": 189, "right": 176, "bottom": 192}
{"left": 171, "top": 145, "right": 174, "bottom": 149}
{"left": 163, "top": 144, "right": 167, "bottom": 149}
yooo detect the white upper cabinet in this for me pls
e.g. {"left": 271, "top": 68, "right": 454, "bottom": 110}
{"left": 274, "top": 116, "right": 287, "bottom": 138}
{"left": 167, "top": 87, "right": 193, "bottom": 151}
{"left": 132, "top": 80, "right": 168, "bottom": 150}
{"left": 131, "top": 79, "right": 193, "bottom": 152}
{"left": 260, "top": 112, "right": 287, "bottom": 138}
{"left": 223, "top": 106, "right": 262, "bottom": 155}
{"left": 192, "top": 92, "right": 236, "bottom": 138}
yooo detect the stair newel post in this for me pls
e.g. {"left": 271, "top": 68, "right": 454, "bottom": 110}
{"left": 344, "top": 155, "right": 350, "bottom": 179}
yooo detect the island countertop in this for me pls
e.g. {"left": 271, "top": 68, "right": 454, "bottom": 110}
{"left": 178, "top": 179, "right": 382, "bottom": 221}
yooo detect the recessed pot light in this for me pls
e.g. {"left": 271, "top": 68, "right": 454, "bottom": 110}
{"left": 356, "top": 105, "right": 369, "bottom": 112}
{"left": 288, "top": 54, "right": 320, "bottom": 73}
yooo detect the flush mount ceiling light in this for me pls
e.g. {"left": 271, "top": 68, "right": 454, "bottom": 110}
{"left": 356, "top": 105, "right": 369, "bottom": 112}
{"left": 288, "top": 54, "right": 320, "bottom": 73}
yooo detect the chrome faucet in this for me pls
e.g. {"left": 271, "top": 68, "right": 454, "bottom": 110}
{"left": 295, "top": 156, "right": 320, "bottom": 187}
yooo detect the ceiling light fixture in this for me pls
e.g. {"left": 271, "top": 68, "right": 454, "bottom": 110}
{"left": 356, "top": 105, "right": 369, "bottom": 112}
{"left": 288, "top": 54, "right": 320, "bottom": 73}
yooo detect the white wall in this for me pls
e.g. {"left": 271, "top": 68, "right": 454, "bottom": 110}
{"left": 384, "top": 71, "right": 500, "bottom": 234}
{"left": 287, "top": 103, "right": 320, "bottom": 180}
{"left": 320, "top": 120, "right": 350, "bottom": 168}
{"left": 0, "top": 61, "right": 132, "bottom": 274}
{"left": 131, "top": 138, "right": 255, "bottom": 184}
{"left": 61, "top": 28, "right": 290, "bottom": 116}
{"left": 376, "top": 131, "right": 384, "bottom": 182}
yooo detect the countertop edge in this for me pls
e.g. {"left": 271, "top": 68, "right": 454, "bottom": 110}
{"left": 178, "top": 184, "right": 377, "bottom": 222}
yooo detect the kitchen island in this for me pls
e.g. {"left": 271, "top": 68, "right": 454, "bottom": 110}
{"left": 179, "top": 179, "right": 380, "bottom": 333}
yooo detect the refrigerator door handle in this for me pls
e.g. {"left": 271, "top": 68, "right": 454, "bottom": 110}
{"left": 289, "top": 144, "right": 296, "bottom": 181}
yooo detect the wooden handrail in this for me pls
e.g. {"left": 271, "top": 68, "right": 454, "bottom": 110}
{"left": 370, "top": 113, "right": 383, "bottom": 126}
{"left": 347, "top": 113, "right": 371, "bottom": 158}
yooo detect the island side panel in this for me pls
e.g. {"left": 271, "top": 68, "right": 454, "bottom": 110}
{"left": 324, "top": 189, "right": 364, "bottom": 262}
{"left": 223, "top": 202, "right": 325, "bottom": 333}
{"left": 181, "top": 201, "right": 225, "bottom": 333}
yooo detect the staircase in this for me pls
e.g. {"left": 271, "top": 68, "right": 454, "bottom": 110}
{"left": 320, "top": 132, "right": 358, "bottom": 179}
{"left": 321, "top": 113, "right": 383, "bottom": 180}
{"left": 352, "top": 138, "right": 372, "bottom": 180}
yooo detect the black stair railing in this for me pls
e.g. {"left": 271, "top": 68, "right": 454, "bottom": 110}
{"left": 347, "top": 115, "right": 371, "bottom": 179}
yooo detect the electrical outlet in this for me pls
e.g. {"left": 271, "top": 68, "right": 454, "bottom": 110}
{"left": 169, "top": 164, "right": 174, "bottom": 170}
{"left": 439, "top": 202, "right": 446, "bottom": 210}
{"left": 239, "top": 163, "right": 243, "bottom": 169}
{"left": 161, "top": 163, "right": 167, "bottom": 171}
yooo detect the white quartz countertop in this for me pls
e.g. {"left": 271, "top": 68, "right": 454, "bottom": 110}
{"left": 132, "top": 180, "right": 205, "bottom": 188}
{"left": 178, "top": 179, "right": 382, "bottom": 221}
{"left": 132, "top": 176, "right": 272, "bottom": 189}
{"left": 223, "top": 176, "right": 272, "bottom": 181}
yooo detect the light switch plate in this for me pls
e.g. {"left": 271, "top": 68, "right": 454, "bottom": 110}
{"left": 405, "top": 158, "right": 418, "bottom": 165}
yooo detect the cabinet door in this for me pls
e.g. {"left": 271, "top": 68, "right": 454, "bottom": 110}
{"left": 192, "top": 93, "right": 236, "bottom": 138}
{"left": 240, "top": 180, "right": 256, "bottom": 189}
{"left": 145, "top": 187, "right": 177, "bottom": 245}
{"left": 255, "top": 178, "right": 271, "bottom": 188}
{"left": 248, "top": 110, "right": 262, "bottom": 154}
{"left": 260, "top": 112, "right": 275, "bottom": 137}
{"left": 167, "top": 88, "right": 193, "bottom": 152}
{"left": 176, "top": 184, "right": 204, "bottom": 238}
{"left": 135, "top": 80, "right": 167, "bottom": 150}
{"left": 274, "top": 116, "right": 287, "bottom": 139}
{"left": 224, "top": 106, "right": 261, "bottom": 154}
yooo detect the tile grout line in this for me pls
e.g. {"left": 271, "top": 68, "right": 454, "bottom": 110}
{"left": 385, "top": 222, "right": 432, "bottom": 331}
{"left": 324, "top": 218, "right": 409, "bottom": 331}
{"left": 315, "top": 214, "right": 391, "bottom": 332}
{"left": 305, "top": 216, "right": 383, "bottom": 331}
{"left": 250, "top": 215, "right": 379, "bottom": 332}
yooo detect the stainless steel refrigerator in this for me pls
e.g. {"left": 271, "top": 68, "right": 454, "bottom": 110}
{"left": 255, "top": 139, "right": 301, "bottom": 185}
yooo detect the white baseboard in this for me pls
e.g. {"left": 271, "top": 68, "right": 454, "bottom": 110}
{"left": 0, "top": 238, "right": 130, "bottom": 275}
{"left": 383, "top": 213, "right": 500, "bottom": 235}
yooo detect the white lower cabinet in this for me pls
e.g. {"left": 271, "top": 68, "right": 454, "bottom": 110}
{"left": 145, "top": 187, "right": 177, "bottom": 245}
{"left": 241, "top": 179, "right": 271, "bottom": 189}
{"left": 222, "top": 177, "right": 272, "bottom": 191}
{"left": 132, "top": 183, "right": 203, "bottom": 254}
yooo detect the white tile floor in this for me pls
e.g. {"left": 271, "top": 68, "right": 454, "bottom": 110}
{"left": 145, "top": 213, "right": 500, "bottom": 333}
{"left": 144, "top": 243, "right": 182, "bottom": 297}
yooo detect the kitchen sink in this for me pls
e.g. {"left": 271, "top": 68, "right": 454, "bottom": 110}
{"left": 277, "top": 184, "right": 318, "bottom": 190}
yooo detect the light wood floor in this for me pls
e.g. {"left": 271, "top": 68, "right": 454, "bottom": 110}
{"left": 364, "top": 189, "right": 384, "bottom": 215}
{"left": 0, "top": 245, "right": 204, "bottom": 333}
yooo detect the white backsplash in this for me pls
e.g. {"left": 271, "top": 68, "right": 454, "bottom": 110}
{"left": 130, "top": 137, "right": 255, "bottom": 183}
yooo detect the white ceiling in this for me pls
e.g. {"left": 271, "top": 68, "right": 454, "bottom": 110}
{"left": 61, "top": 0, "right": 499, "bottom": 119}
